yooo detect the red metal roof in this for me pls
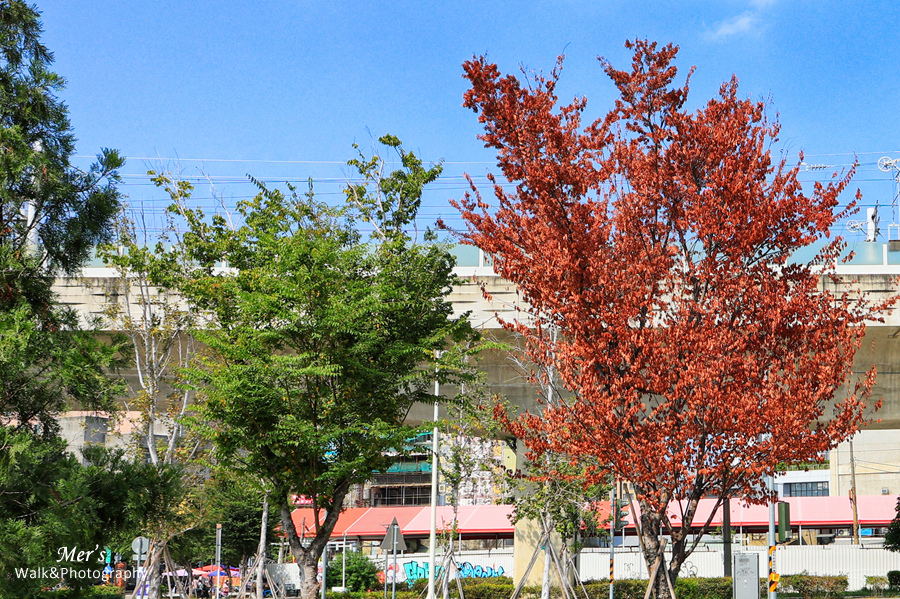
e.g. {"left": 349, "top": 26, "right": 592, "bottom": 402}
{"left": 288, "top": 495, "right": 898, "bottom": 540}
{"left": 289, "top": 507, "right": 370, "bottom": 538}
{"left": 403, "top": 505, "right": 514, "bottom": 536}
{"left": 630, "top": 495, "right": 899, "bottom": 529}
{"left": 343, "top": 506, "right": 424, "bottom": 537}
{"left": 682, "top": 495, "right": 899, "bottom": 528}
{"left": 288, "top": 505, "right": 514, "bottom": 539}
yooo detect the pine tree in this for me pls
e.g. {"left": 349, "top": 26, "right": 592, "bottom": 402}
{"left": 0, "top": 0, "right": 125, "bottom": 433}
{"left": 0, "top": 3, "right": 128, "bottom": 595}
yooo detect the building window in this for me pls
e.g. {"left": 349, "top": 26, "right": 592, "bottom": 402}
{"left": 373, "top": 486, "right": 432, "bottom": 506}
{"left": 783, "top": 482, "right": 829, "bottom": 497}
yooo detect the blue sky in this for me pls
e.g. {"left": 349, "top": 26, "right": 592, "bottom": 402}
{"left": 36, "top": 0, "right": 900, "bottom": 237}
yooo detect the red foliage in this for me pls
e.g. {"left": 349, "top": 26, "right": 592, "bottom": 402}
{"left": 448, "top": 39, "right": 896, "bottom": 580}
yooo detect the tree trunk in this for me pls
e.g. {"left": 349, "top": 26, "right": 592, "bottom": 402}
{"left": 142, "top": 539, "right": 166, "bottom": 599}
{"left": 540, "top": 516, "right": 552, "bottom": 599}
{"left": 256, "top": 496, "right": 269, "bottom": 599}
{"left": 238, "top": 557, "right": 247, "bottom": 598}
{"left": 299, "top": 559, "right": 319, "bottom": 599}
{"left": 278, "top": 481, "right": 350, "bottom": 599}
{"left": 638, "top": 505, "right": 672, "bottom": 599}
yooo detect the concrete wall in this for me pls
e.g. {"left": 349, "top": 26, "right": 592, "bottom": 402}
{"left": 51, "top": 268, "right": 900, "bottom": 497}
{"left": 832, "top": 429, "right": 900, "bottom": 497}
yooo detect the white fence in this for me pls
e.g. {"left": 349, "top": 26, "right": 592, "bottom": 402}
{"left": 579, "top": 545, "right": 900, "bottom": 591}
{"left": 267, "top": 550, "right": 514, "bottom": 592}
{"left": 269, "top": 545, "right": 900, "bottom": 592}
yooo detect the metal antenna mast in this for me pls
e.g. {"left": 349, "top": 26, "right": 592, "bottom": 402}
{"left": 879, "top": 157, "right": 900, "bottom": 240}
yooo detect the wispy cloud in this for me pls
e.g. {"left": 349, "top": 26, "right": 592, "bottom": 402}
{"left": 706, "top": 11, "right": 762, "bottom": 41}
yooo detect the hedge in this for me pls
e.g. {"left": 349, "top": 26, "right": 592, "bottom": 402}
{"left": 39, "top": 586, "right": 125, "bottom": 599}
{"left": 779, "top": 573, "right": 848, "bottom": 599}
{"left": 325, "top": 574, "right": 857, "bottom": 599}
{"left": 888, "top": 571, "right": 900, "bottom": 592}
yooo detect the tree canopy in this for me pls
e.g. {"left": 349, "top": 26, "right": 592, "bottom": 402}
{"left": 449, "top": 39, "right": 895, "bottom": 597}
{"left": 176, "top": 136, "right": 474, "bottom": 599}
{"left": 0, "top": 3, "right": 131, "bottom": 593}
{"left": 0, "top": 0, "right": 125, "bottom": 434}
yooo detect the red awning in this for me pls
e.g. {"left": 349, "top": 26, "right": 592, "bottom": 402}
{"left": 403, "top": 505, "right": 514, "bottom": 536}
{"left": 289, "top": 507, "right": 370, "bottom": 538}
{"left": 286, "top": 495, "right": 897, "bottom": 540}
{"left": 342, "top": 506, "right": 424, "bottom": 537}
{"left": 665, "top": 494, "right": 899, "bottom": 528}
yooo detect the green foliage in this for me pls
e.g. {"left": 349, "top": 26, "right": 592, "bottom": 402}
{"left": 885, "top": 498, "right": 900, "bottom": 552}
{"left": 0, "top": 1, "right": 123, "bottom": 277}
{"left": 326, "top": 592, "right": 417, "bottom": 599}
{"left": 506, "top": 452, "right": 608, "bottom": 548}
{"left": 39, "top": 586, "right": 126, "bottom": 599}
{"left": 408, "top": 577, "right": 514, "bottom": 599}
{"left": 458, "top": 578, "right": 516, "bottom": 599}
{"left": 779, "top": 573, "right": 848, "bottom": 599}
{"left": 674, "top": 577, "right": 733, "bottom": 599}
{"left": 169, "top": 473, "right": 273, "bottom": 566}
{"left": 325, "top": 551, "right": 380, "bottom": 592}
{"left": 888, "top": 571, "right": 900, "bottom": 591}
{"left": 0, "top": 2, "right": 192, "bottom": 596}
{"left": 332, "top": 578, "right": 735, "bottom": 599}
{"left": 865, "top": 576, "right": 888, "bottom": 596}
{"left": 0, "top": 428, "right": 178, "bottom": 597}
{"left": 169, "top": 136, "right": 474, "bottom": 597}
{"left": 0, "top": 279, "right": 127, "bottom": 437}
{"left": 179, "top": 179, "right": 461, "bottom": 505}
{"left": 0, "top": 0, "right": 125, "bottom": 433}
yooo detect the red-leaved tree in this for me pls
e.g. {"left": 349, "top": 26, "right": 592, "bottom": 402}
{"left": 446, "top": 40, "right": 895, "bottom": 597}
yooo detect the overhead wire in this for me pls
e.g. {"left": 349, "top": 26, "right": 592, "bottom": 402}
{"left": 81, "top": 150, "right": 900, "bottom": 239}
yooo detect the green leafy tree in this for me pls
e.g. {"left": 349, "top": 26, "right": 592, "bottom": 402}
{"left": 326, "top": 550, "right": 380, "bottom": 592}
{"left": 176, "top": 136, "right": 474, "bottom": 599}
{"left": 97, "top": 177, "right": 206, "bottom": 599}
{"left": 171, "top": 472, "right": 275, "bottom": 586}
{"left": 0, "top": 427, "right": 179, "bottom": 597}
{"left": 886, "top": 497, "right": 900, "bottom": 552}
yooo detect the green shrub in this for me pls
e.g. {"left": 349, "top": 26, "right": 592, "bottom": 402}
{"left": 373, "top": 576, "right": 515, "bottom": 599}
{"left": 579, "top": 578, "right": 681, "bottom": 599}
{"left": 676, "top": 577, "right": 732, "bottom": 599}
{"left": 326, "top": 551, "right": 380, "bottom": 592}
{"left": 778, "top": 572, "right": 848, "bottom": 599}
{"left": 865, "top": 576, "right": 888, "bottom": 596}
{"left": 888, "top": 571, "right": 900, "bottom": 591}
{"left": 40, "top": 586, "right": 126, "bottom": 599}
{"left": 459, "top": 578, "right": 514, "bottom": 599}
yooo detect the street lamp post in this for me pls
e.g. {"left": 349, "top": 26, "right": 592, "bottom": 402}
{"left": 426, "top": 352, "right": 441, "bottom": 599}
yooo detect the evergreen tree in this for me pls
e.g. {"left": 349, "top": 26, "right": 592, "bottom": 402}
{"left": 0, "top": 3, "right": 128, "bottom": 594}
{"left": 0, "top": 0, "right": 125, "bottom": 433}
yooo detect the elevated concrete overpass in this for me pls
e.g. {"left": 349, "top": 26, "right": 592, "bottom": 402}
{"left": 53, "top": 240, "right": 900, "bottom": 498}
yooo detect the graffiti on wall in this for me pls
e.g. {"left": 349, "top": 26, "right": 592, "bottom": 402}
{"left": 400, "top": 560, "right": 505, "bottom": 585}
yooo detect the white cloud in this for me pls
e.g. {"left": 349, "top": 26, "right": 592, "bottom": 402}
{"left": 706, "top": 11, "right": 762, "bottom": 41}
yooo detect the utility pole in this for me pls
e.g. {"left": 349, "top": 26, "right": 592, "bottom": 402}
{"left": 215, "top": 524, "right": 223, "bottom": 599}
{"left": 608, "top": 484, "right": 615, "bottom": 599}
{"left": 723, "top": 496, "right": 732, "bottom": 578}
{"left": 426, "top": 351, "right": 441, "bottom": 599}
{"left": 767, "top": 476, "right": 777, "bottom": 599}
{"left": 850, "top": 439, "right": 860, "bottom": 545}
